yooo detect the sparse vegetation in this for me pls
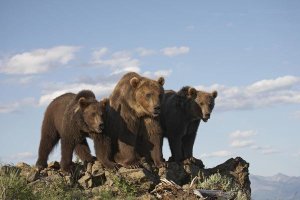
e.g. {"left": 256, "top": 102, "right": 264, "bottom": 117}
{"left": 112, "top": 176, "right": 137, "bottom": 199}
{"left": 0, "top": 158, "right": 251, "bottom": 200}
{"left": 94, "top": 189, "right": 114, "bottom": 200}
{"left": 0, "top": 165, "right": 36, "bottom": 200}
{"left": 0, "top": 164, "right": 87, "bottom": 200}
{"left": 35, "top": 177, "right": 87, "bottom": 200}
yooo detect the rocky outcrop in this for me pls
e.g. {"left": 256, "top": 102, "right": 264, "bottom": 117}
{"left": 0, "top": 157, "right": 251, "bottom": 200}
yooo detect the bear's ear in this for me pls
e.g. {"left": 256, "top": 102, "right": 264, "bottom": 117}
{"left": 79, "top": 97, "right": 90, "bottom": 109}
{"left": 100, "top": 98, "right": 109, "bottom": 112}
{"left": 188, "top": 87, "right": 197, "bottom": 99}
{"left": 212, "top": 91, "right": 218, "bottom": 98}
{"left": 130, "top": 77, "right": 140, "bottom": 88}
{"left": 157, "top": 77, "right": 165, "bottom": 86}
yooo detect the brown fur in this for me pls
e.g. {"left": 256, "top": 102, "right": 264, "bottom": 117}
{"left": 36, "top": 90, "right": 116, "bottom": 172}
{"left": 107, "top": 72, "right": 165, "bottom": 168}
{"left": 161, "top": 86, "right": 217, "bottom": 163}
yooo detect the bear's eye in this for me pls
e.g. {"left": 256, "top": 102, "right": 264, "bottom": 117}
{"left": 145, "top": 93, "right": 152, "bottom": 99}
{"left": 92, "top": 112, "right": 97, "bottom": 117}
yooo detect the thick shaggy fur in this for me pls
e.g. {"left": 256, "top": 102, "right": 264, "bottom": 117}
{"left": 160, "top": 86, "right": 217, "bottom": 163}
{"left": 107, "top": 72, "right": 165, "bottom": 168}
{"left": 36, "top": 90, "right": 116, "bottom": 172}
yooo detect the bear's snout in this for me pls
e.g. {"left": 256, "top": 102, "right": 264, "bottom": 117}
{"left": 99, "top": 122, "right": 105, "bottom": 131}
{"left": 154, "top": 105, "right": 161, "bottom": 115}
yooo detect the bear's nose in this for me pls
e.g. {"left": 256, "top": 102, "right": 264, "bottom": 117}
{"left": 154, "top": 106, "right": 160, "bottom": 111}
{"left": 204, "top": 113, "right": 210, "bottom": 118}
{"left": 153, "top": 106, "right": 161, "bottom": 115}
{"left": 99, "top": 122, "right": 105, "bottom": 130}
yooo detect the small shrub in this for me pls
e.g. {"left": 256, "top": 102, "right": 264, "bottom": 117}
{"left": 95, "top": 190, "right": 114, "bottom": 200}
{"left": 198, "top": 172, "right": 239, "bottom": 192}
{"left": 113, "top": 176, "right": 137, "bottom": 198}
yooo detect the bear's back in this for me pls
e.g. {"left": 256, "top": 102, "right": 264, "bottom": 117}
{"left": 45, "top": 93, "right": 75, "bottom": 135}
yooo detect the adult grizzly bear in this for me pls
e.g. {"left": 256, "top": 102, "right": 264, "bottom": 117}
{"left": 107, "top": 72, "right": 165, "bottom": 168}
{"left": 36, "top": 90, "right": 116, "bottom": 172}
{"left": 160, "top": 86, "right": 217, "bottom": 163}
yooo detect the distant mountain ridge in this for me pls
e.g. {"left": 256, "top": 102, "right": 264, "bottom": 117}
{"left": 251, "top": 173, "right": 300, "bottom": 200}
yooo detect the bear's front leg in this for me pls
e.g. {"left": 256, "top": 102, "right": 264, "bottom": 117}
{"left": 60, "top": 138, "right": 75, "bottom": 172}
{"left": 182, "top": 120, "right": 200, "bottom": 160}
{"left": 74, "top": 138, "right": 95, "bottom": 163}
{"left": 168, "top": 136, "right": 184, "bottom": 163}
{"left": 149, "top": 133, "right": 165, "bottom": 168}
{"left": 114, "top": 140, "right": 140, "bottom": 168}
{"left": 143, "top": 117, "right": 165, "bottom": 168}
{"left": 92, "top": 134, "right": 118, "bottom": 170}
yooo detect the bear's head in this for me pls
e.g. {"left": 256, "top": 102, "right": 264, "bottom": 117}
{"left": 78, "top": 97, "right": 106, "bottom": 134}
{"left": 186, "top": 87, "right": 217, "bottom": 122}
{"left": 130, "top": 76, "right": 165, "bottom": 117}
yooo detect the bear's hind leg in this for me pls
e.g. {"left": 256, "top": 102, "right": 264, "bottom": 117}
{"left": 60, "top": 138, "right": 75, "bottom": 172}
{"left": 36, "top": 121, "right": 60, "bottom": 170}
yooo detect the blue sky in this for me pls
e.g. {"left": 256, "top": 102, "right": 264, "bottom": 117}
{"left": 0, "top": 1, "right": 299, "bottom": 176}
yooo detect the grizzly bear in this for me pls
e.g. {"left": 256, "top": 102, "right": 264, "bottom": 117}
{"left": 36, "top": 90, "right": 116, "bottom": 172}
{"left": 106, "top": 72, "right": 165, "bottom": 168}
{"left": 160, "top": 86, "right": 217, "bottom": 163}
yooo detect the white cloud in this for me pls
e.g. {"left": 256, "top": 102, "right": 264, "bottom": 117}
{"left": 9, "top": 152, "right": 36, "bottom": 160}
{"left": 186, "top": 25, "right": 195, "bottom": 31}
{"left": 136, "top": 47, "right": 156, "bottom": 56}
{"left": 143, "top": 69, "right": 172, "bottom": 78}
{"left": 230, "top": 139, "right": 254, "bottom": 148}
{"left": 0, "top": 46, "right": 80, "bottom": 75}
{"left": 38, "top": 82, "right": 116, "bottom": 106}
{"left": 91, "top": 48, "right": 140, "bottom": 75}
{"left": 292, "top": 110, "right": 300, "bottom": 119}
{"left": 0, "top": 97, "right": 36, "bottom": 114}
{"left": 262, "top": 148, "right": 280, "bottom": 155}
{"left": 246, "top": 76, "right": 300, "bottom": 93}
{"left": 196, "top": 75, "right": 300, "bottom": 111}
{"left": 293, "top": 151, "right": 300, "bottom": 157}
{"left": 251, "top": 145, "right": 280, "bottom": 155}
{"left": 1, "top": 76, "right": 37, "bottom": 85}
{"left": 230, "top": 130, "right": 257, "bottom": 138}
{"left": 161, "top": 46, "right": 190, "bottom": 57}
{"left": 200, "top": 150, "right": 232, "bottom": 159}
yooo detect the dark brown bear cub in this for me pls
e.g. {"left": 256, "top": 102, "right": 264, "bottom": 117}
{"left": 36, "top": 90, "right": 116, "bottom": 172}
{"left": 160, "top": 86, "right": 217, "bottom": 164}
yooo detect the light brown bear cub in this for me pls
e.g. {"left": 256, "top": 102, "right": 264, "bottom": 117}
{"left": 107, "top": 72, "right": 165, "bottom": 168}
{"left": 36, "top": 90, "right": 116, "bottom": 172}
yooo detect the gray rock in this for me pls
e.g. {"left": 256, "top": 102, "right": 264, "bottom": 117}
{"left": 78, "top": 172, "right": 93, "bottom": 189}
{"left": 92, "top": 161, "right": 104, "bottom": 176}
{"left": 26, "top": 169, "right": 39, "bottom": 182}
{"left": 16, "top": 162, "right": 31, "bottom": 169}
{"left": 86, "top": 162, "right": 93, "bottom": 174}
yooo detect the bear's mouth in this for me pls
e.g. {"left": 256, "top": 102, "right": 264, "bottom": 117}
{"left": 99, "top": 123, "right": 105, "bottom": 131}
{"left": 92, "top": 127, "right": 102, "bottom": 134}
{"left": 152, "top": 111, "right": 160, "bottom": 117}
{"left": 202, "top": 117, "right": 209, "bottom": 122}
{"left": 152, "top": 107, "right": 161, "bottom": 117}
